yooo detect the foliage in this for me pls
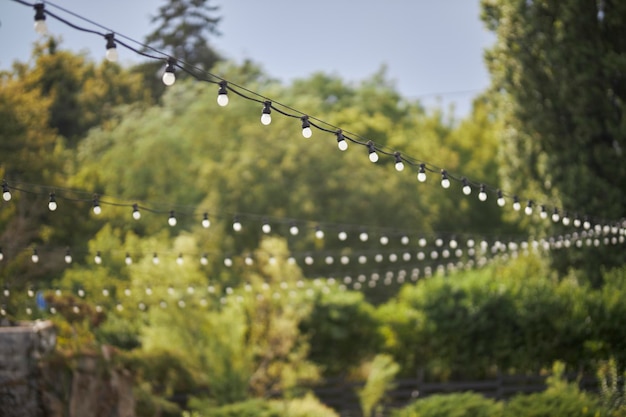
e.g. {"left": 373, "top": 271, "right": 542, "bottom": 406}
{"left": 392, "top": 392, "right": 503, "bottom": 417}
{"left": 481, "top": 0, "right": 626, "bottom": 281}
{"left": 597, "top": 359, "right": 626, "bottom": 417}
{"left": 358, "top": 354, "right": 400, "bottom": 417}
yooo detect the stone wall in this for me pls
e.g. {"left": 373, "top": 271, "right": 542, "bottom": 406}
{"left": 0, "top": 320, "right": 56, "bottom": 417}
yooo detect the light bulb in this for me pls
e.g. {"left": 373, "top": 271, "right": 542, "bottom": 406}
{"left": 478, "top": 185, "right": 487, "bottom": 201}
{"left": 417, "top": 164, "right": 427, "bottom": 182}
{"left": 380, "top": 236, "right": 389, "bottom": 245}
{"left": 359, "top": 232, "right": 369, "bottom": 242}
{"left": 93, "top": 196, "right": 101, "bottom": 215}
{"left": 512, "top": 196, "right": 521, "bottom": 211}
{"left": 315, "top": 226, "right": 324, "bottom": 239}
{"left": 551, "top": 208, "right": 560, "bottom": 223}
{"left": 2, "top": 182, "right": 11, "bottom": 201}
{"left": 104, "top": 33, "right": 118, "bottom": 62}
{"left": 441, "top": 171, "right": 450, "bottom": 189}
{"left": 562, "top": 213, "right": 570, "bottom": 226}
{"left": 583, "top": 218, "right": 591, "bottom": 229}
{"left": 48, "top": 193, "right": 57, "bottom": 211}
{"left": 525, "top": 201, "right": 533, "bottom": 215}
{"left": 132, "top": 204, "right": 141, "bottom": 220}
{"left": 162, "top": 59, "right": 176, "bottom": 86}
{"left": 65, "top": 249, "right": 72, "bottom": 264}
{"left": 540, "top": 205, "right": 548, "bottom": 219}
{"left": 497, "top": 190, "right": 506, "bottom": 207}
{"left": 336, "top": 130, "right": 348, "bottom": 151}
{"left": 94, "top": 251, "right": 102, "bottom": 265}
{"left": 401, "top": 235, "right": 410, "bottom": 245}
{"left": 233, "top": 217, "right": 242, "bottom": 232}
{"left": 224, "top": 257, "right": 233, "bottom": 267}
{"left": 152, "top": 253, "right": 160, "bottom": 265}
{"left": 462, "top": 178, "right": 471, "bottom": 195}
{"left": 0, "top": 249, "right": 3, "bottom": 262}
{"left": 34, "top": 4, "right": 48, "bottom": 35}
{"left": 32, "top": 249, "right": 39, "bottom": 264}
{"left": 217, "top": 81, "right": 229, "bottom": 106}
{"left": 573, "top": 217, "right": 581, "bottom": 228}
{"left": 199, "top": 212, "right": 210, "bottom": 228}
{"left": 200, "top": 253, "right": 208, "bottom": 265}
{"left": 261, "top": 101, "right": 272, "bottom": 125}
{"left": 262, "top": 221, "right": 272, "bottom": 234}
{"left": 168, "top": 210, "right": 177, "bottom": 226}
{"left": 301, "top": 116, "right": 312, "bottom": 138}
{"left": 394, "top": 152, "right": 405, "bottom": 172}
{"left": 338, "top": 231, "right": 347, "bottom": 241}
{"left": 367, "top": 141, "right": 379, "bottom": 163}
{"left": 289, "top": 224, "right": 299, "bottom": 236}
{"left": 177, "top": 254, "right": 184, "bottom": 265}
{"left": 125, "top": 253, "right": 132, "bottom": 265}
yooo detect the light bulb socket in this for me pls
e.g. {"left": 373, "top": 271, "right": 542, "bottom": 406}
{"left": 105, "top": 33, "right": 116, "bottom": 50}
{"left": 301, "top": 115, "right": 310, "bottom": 129}
{"left": 262, "top": 101, "right": 272, "bottom": 115}
{"left": 218, "top": 81, "right": 228, "bottom": 96}
{"left": 367, "top": 141, "right": 376, "bottom": 154}
{"left": 34, "top": 3, "right": 46, "bottom": 22}
{"left": 164, "top": 58, "right": 176, "bottom": 74}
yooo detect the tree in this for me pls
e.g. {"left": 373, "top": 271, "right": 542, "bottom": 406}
{"left": 481, "top": 0, "right": 626, "bottom": 282}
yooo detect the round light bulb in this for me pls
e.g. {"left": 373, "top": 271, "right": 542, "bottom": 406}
{"left": 2, "top": 191, "right": 11, "bottom": 201}
{"left": 338, "top": 140, "right": 348, "bottom": 151}
{"left": 315, "top": 228, "right": 324, "bottom": 239}
{"left": 525, "top": 206, "right": 533, "bottom": 215}
{"left": 202, "top": 213, "right": 210, "bottom": 228}
{"left": 261, "top": 113, "right": 272, "bottom": 125}
{"left": 94, "top": 252, "right": 102, "bottom": 265}
{"left": 224, "top": 257, "right": 233, "bottom": 267}
{"left": 177, "top": 254, "right": 184, "bottom": 265}
{"left": 65, "top": 254, "right": 72, "bottom": 264}
{"left": 106, "top": 48, "right": 118, "bottom": 62}
{"left": 34, "top": 20, "right": 48, "bottom": 35}
{"left": 338, "top": 231, "right": 347, "bottom": 241}
{"left": 513, "top": 201, "right": 521, "bottom": 211}
{"left": 463, "top": 185, "right": 471, "bottom": 195}
{"left": 168, "top": 216, "right": 177, "bottom": 227}
{"left": 497, "top": 197, "right": 506, "bottom": 207}
{"left": 93, "top": 205, "right": 102, "bottom": 215}
{"left": 132, "top": 206, "right": 141, "bottom": 220}
{"left": 32, "top": 253, "right": 39, "bottom": 263}
{"left": 290, "top": 225, "right": 299, "bottom": 235}
{"left": 152, "top": 254, "right": 160, "bottom": 265}
{"left": 262, "top": 223, "right": 271, "bottom": 234}
{"left": 359, "top": 232, "right": 369, "bottom": 242}
{"left": 401, "top": 235, "right": 410, "bottom": 245}
{"left": 125, "top": 254, "right": 132, "bottom": 265}
{"left": 217, "top": 94, "right": 229, "bottom": 107}
{"left": 380, "top": 236, "right": 389, "bottom": 245}
{"left": 302, "top": 127, "right": 312, "bottom": 138}
{"left": 200, "top": 254, "right": 208, "bottom": 265}
{"left": 441, "top": 178, "right": 451, "bottom": 189}
{"left": 562, "top": 216, "right": 570, "bottom": 226}
{"left": 574, "top": 218, "right": 581, "bottom": 228}
{"left": 417, "top": 172, "right": 427, "bottom": 182}
{"left": 162, "top": 71, "right": 176, "bottom": 86}
{"left": 478, "top": 191, "right": 487, "bottom": 201}
{"left": 233, "top": 221, "right": 242, "bottom": 232}
{"left": 552, "top": 213, "right": 560, "bottom": 223}
{"left": 48, "top": 201, "right": 57, "bottom": 211}
{"left": 395, "top": 161, "right": 405, "bottom": 172}
{"left": 369, "top": 152, "right": 379, "bottom": 163}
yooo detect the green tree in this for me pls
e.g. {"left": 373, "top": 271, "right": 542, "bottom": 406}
{"left": 481, "top": 0, "right": 626, "bottom": 282}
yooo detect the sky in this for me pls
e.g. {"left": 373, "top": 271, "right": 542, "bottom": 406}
{"left": 0, "top": 0, "right": 495, "bottom": 117}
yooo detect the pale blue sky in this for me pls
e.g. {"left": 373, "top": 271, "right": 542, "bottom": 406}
{"left": 0, "top": 0, "right": 495, "bottom": 117}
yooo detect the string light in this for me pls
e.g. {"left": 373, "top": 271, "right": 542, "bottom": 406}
{"left": 262, "top": 219, "right": 272, "bottom": 234}
{"left": 336, "top": 130, "right": 348, "bottom": 151}
{"left": 478, "top": 184, "right": 487, "bottom": 201}
{"left": 152, "top": 253, "right": 160, "bottom": 265}
{"left": 48, "top": 193, "right": 57, "bottom": 211}
{"left": 497, "top": 190, "right": 506, "bottom": 207}
{"left": 92, "top": 195, "right": 101, "bottom": 215}
{"left": 441, "top": 170, "right": 450, "bottom": 189}
{"left": 31, "top": 249, "right": 39, "bottom": 264}
{"left": 176, "top": 253, "right": 184, "bottom": 265}
{"left": 367, "top": 141, "right": 379, "bottom": 163}
{"left": 261, "top": 101, "right": 272, "bottom": 125}
{"left": 217, "top": 81, "right": 229, "bottom": 107}
{"left": 394, "top": 152, "right": 405, "bottom": 172}
{"left": 202, "top": 212, "right": 211, "bottom": 228}
{"left": 301, "top": 116, "right": 312, "bottom": 138}
{"left": 200, "top": 253, "right": 208, "bottom": 265}
{"left": 162, "top": 58, "right": 176, "bottom": 86}
{"left": 573, "top": 216, "right": 581, "bottom": 228}
{"left": 132, "top": 203, "right": 141, "bottom": 220}
{"left": 2, "top": 181, "right": 11, "bottom": 202}
{"left": 417, "top": 164, "right": 427, "bottom": 183}
{"left": 168, "top": 210, "right": 177, "bottom": 226}
{"left": 512, "top": 196, "right": 521, "bottom": 211}
{"left": 125, "top": 253, "right": 132, "bottom": 265}
{"left": 289, "top": 223, "right": 299, "bottom": 236}
{"left": 525, "top": 200, "right": 533, "bottom": 216}
{"left": 562, "top": 212, "right": 570, "bottom": 226}
{"left": 359, "top": 231, "right": 369, "bottom": 242}
{"left": 540, "top": 205, "right": 548, "bottom": 219}
{"left": 94, "top": 251, "right": 102, "bottom": 265}
{"left": 64, "top": 248, "right": 72, "bottom": 264}
{"left": 233, "top": 216, "right": 242, "bottom": 232}
{"left": 552, "top": 208, "right": 560, "bottom": 223}
{"left": 338, "top": 230, "right": 348, "bottom": 241}
{"left": 462, "top": 178, "right": 471, "bottom": 195}
{"left": 315, "top": 226, "right": 324, "bottom": 239}
{"left": 33, "top": 3, "right": 47, "bottom": 35}
{"left": 104, "top": 33, "right": 118, "bottom": 62}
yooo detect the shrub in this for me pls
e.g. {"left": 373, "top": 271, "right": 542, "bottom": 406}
{"left": 392, "top": 392, "right": 503, "bottom": 417}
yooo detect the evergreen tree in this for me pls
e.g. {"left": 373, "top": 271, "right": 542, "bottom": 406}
{"left": 481, "top": 0, "right": 626, "bottom": 283}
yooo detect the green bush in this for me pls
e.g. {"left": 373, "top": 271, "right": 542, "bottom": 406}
{"left": 186, "top": 394, "right": 338, "bottom": 417}
{"left": 392, "top": 392, "right": 503, "bottom": 417}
